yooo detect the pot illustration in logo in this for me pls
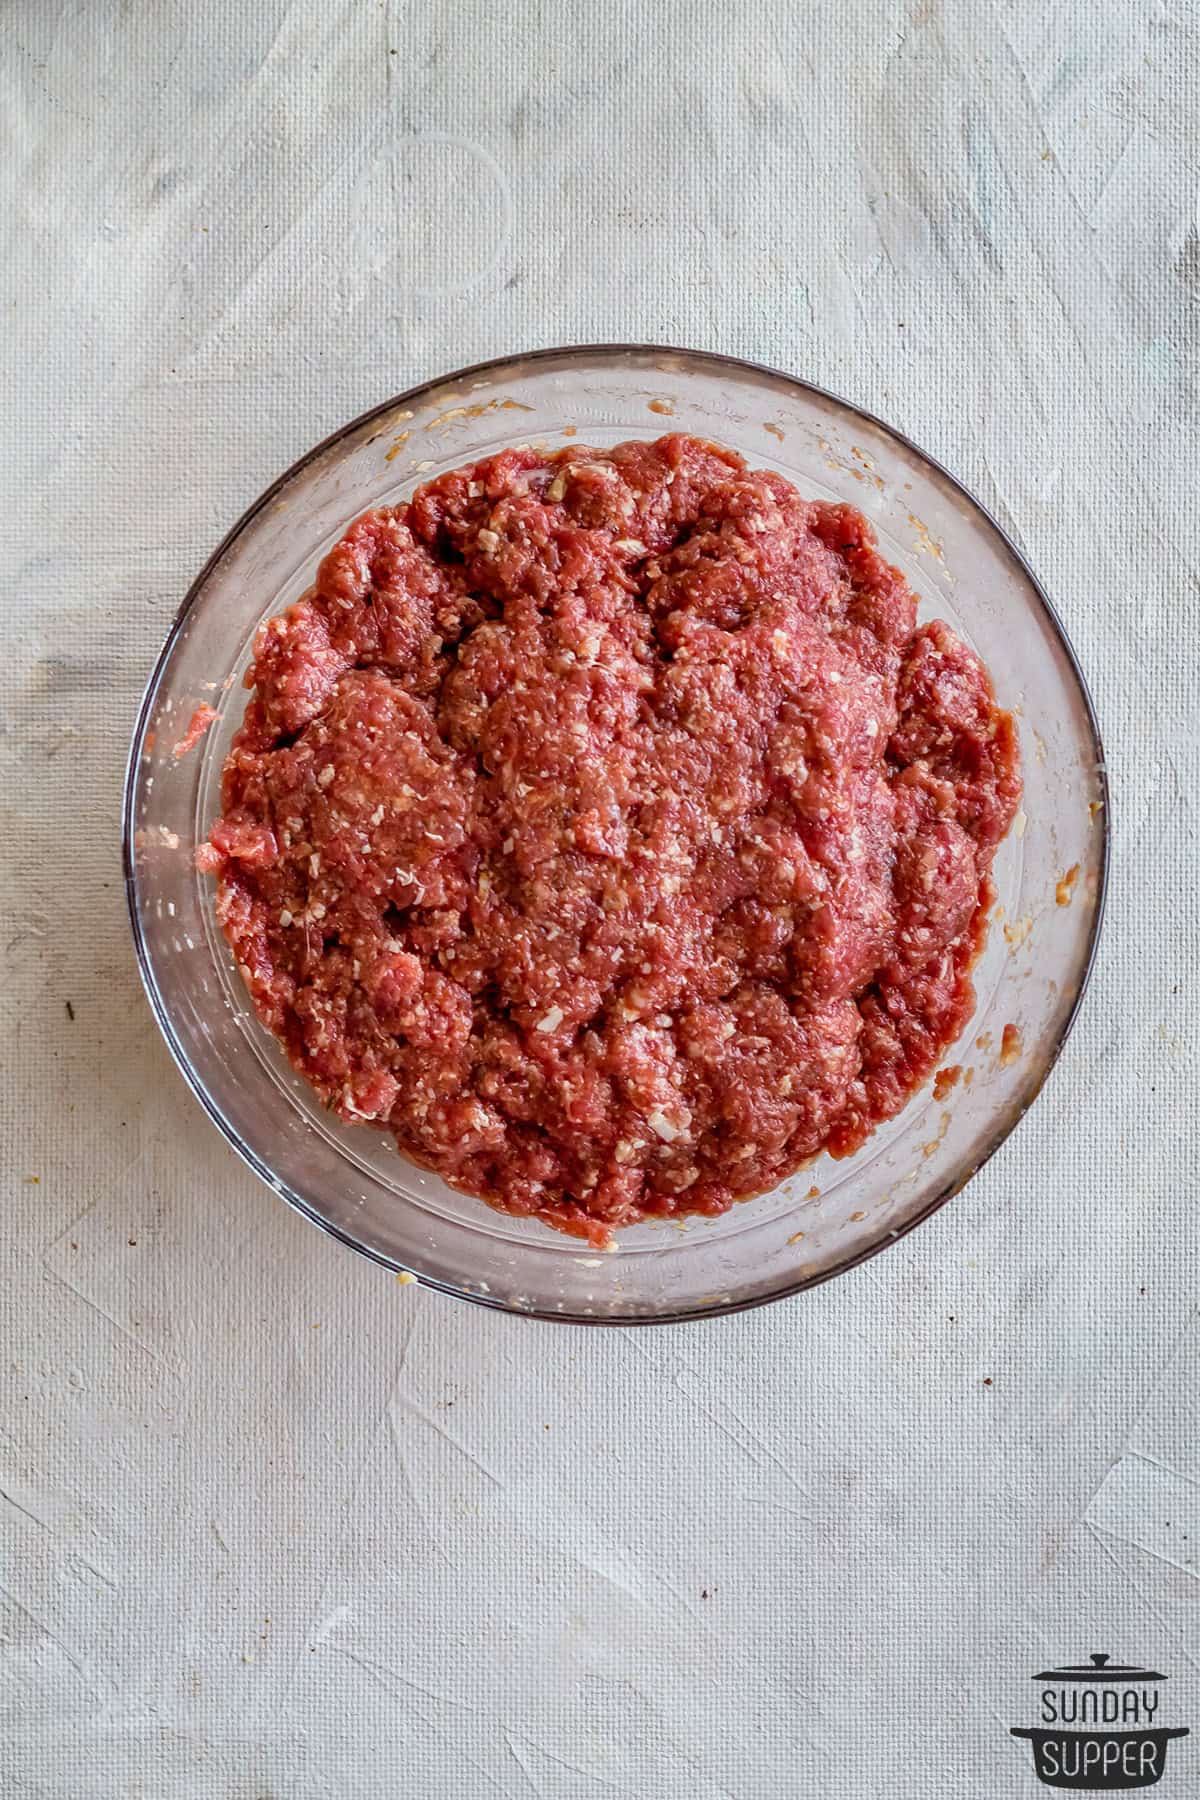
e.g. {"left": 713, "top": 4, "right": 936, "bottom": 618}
{"left": 1011, "top": 1653, "right": 1189, "bottom": 1790}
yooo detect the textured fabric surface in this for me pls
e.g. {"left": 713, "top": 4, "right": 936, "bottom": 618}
{"left": 1, "top": 4, "right": 1197, "bottom": 1795}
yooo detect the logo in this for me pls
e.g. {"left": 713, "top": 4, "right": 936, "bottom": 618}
{"left": 1010, "top": 1652, "right": 1190, "bottom": 1790}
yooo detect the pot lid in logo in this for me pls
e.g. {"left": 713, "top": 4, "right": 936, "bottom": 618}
{"left": 1033, "top": 1652, "right": 1167, "bottom": 1682}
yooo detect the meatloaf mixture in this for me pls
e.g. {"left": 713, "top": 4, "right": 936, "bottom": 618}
{"left": 201, "top": 434, "right": 1021, "bottom": 1244}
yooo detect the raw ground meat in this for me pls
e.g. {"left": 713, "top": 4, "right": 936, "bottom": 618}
{"left": 201, "top": 434, "right": 1021, "bottom": 1244}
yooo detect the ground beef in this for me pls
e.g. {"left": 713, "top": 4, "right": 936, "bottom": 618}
{"left": 201, "top": 434, "right": 1021, "bottom": 1245}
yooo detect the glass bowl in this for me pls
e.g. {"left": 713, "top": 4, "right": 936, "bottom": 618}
{"left": 122, "top": 345, "right": 1108, "bottom": 1323}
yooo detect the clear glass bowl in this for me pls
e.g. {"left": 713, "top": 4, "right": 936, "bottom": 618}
{"left": 122, "top": 346, "right": 1108, "bottom": 1323}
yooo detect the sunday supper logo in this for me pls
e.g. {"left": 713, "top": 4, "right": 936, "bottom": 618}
{"left": 1010, "top": 1653, "right": 1189, "bottom": 1790}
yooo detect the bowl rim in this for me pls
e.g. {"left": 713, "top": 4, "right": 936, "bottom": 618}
{"left": 121, "top": 341, "right": 1111, "bottom": 1326}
